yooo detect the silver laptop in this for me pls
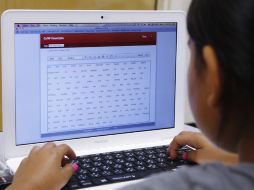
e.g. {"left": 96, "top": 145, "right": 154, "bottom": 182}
{"left": 1, "top": 10, "right": 187, "bottom": 189}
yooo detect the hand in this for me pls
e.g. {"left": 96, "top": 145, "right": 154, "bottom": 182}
{"left": 7, "top": 143, "right": 77, "bottom": 190}
{"left": 168, "top": 131, "right": 238, "bottom": 165}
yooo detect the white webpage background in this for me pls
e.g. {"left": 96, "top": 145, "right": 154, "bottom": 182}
{"left": 40, "top": 46, "right": 156, "bottom": 135}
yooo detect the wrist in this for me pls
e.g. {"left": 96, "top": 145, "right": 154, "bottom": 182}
{"left": 6, "top": 180, "right": 41, "bottom": 190}
{"left": 218, "top": 149, "right": 239, "bottom": 165}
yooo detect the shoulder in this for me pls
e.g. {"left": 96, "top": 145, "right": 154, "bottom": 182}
{"left": 118, "top": 163, "right": 254, "bottom": 190}
{"left": 183, "top": 162, "right": 254, "bottom": 190}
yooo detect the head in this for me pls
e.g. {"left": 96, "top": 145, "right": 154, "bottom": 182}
{"left": 187, "top": 0, "right": 254, "bottom": 152}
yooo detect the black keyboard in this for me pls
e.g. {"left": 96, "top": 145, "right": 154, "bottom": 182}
{"left": 63, "top": 145, "right": 194, "bottom": 189}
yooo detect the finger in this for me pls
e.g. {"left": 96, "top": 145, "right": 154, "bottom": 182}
{"left": 29, "top": 146, "right": 41, "bottom": 156}
{"left": 168, "top": 133, "right": 202, "bottom": 159}
{"left": 177, "top": 131, "right": 195, "bottom": 136}
{"left": 167, "top": 132, "right": 198, "bottom": 151}
{"left": 56, "top": 144, "right": 76, "bottom": 160}
{"left": 61, "top": 163, "right": 77, "bottom": 183}
{"left": 43, "top": 142, "right": 57, "bottom": 149}
{"left": 61, "top": 157, "right": 69, "bottom": 167}
{"left": 185, "top": 150, "right": 198, "bottom": 163}
{"left": 169, "top": 132, "right": 203, "bottom": 150}
{"left": 61, "top": 156, "right": 75, "bottom": 167}
{"left": 20, "top": 157, "right": 28, "bottom": 166}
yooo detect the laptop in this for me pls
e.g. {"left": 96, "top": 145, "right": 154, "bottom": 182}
{"left": 1, "top": 10, "right": 188, "bottom": 189}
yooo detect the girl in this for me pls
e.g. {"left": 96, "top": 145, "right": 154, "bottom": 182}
{"left": 7, "top": 0, "right": 254, "bottom": 189}
{"left": 119, "top": 0, "right": 254, "bottom": 189}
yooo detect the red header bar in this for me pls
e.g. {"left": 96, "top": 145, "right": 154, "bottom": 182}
{"left": 40, "top": 32, "right": 156, "bottom": 48}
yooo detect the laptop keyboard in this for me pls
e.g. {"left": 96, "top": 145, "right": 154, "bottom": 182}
{"left": 63, "top": 145, "right": 194, "bottom": 189}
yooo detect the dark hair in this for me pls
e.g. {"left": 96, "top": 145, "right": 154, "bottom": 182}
{"left": 187, "top": 0, "right": 254, "bottom": 142}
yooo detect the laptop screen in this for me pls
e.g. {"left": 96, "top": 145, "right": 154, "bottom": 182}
{"left": 14, "top": 23, "right": 177, "bottom": 145}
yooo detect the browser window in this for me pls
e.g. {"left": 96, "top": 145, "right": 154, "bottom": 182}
{"left": 14, "top": 23, "right": 177, "bottom": 145}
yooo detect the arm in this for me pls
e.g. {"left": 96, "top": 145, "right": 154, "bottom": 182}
{"left": 6, "top": 143, "right": 77, "bottom": 190}
{"left": 168, "top": 131, "right": 238, "bottom": 165}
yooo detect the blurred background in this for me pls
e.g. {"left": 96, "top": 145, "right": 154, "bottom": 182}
{"left": 0, "top": 0, "right": 192, "bottom": 131}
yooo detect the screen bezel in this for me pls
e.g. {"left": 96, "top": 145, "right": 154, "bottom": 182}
{"left": 1, "top": 10, "right": 187, "bottom": 159}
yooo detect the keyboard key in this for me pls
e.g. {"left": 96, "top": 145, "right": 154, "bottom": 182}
{"left": 93, "top": 162, "right": 103, "bottom": 167}
{"left": 147, "top": 154, "right": 157, "bottom": 159}
{"left": 77, "top": 174, "right": 89, "bottom": 180}
{"left": 167, "top": 160, "right": 177, "bottom": 168}
{"left": 158, "top": 153, "right": 168, "bottom": 158}
{"left": 67, "top": 182, "right": 80, "bottom": 189}
{"left": 77, "top": 168, "right": 89, "bottom": 175}
{"left": 146, "top": 159, "right": 156, "bottom": 164}
{"left": 69, "top": 176, "right": 78, "bottom": 183}
{"left": 157, "top": 162, "right": 168, "bottom": 168}
{"left": 157, "top": 158, "right": 166, "bottom": 163}
{"left": 125, "top": 157, "right": 136, "bottom": 162}
{"left": 125, "top": 167, "right": 136, "bottom": 173}
{"left": 136, "top": 165, "right": 146, "bottom": 171}
{"left": 81, "top": 163, "right": 92, "bottom": 169}
{"left": 136, "top": 161, "right": 146, "bottom": 166}
{"left": 114, "top": 153, "right": 124, "bottom": 158}
{"left": 107, "top": 173, "right": 140, "bottom": 182}
{"left": 124, "top": 162, "right": 134, "bottom": 167}
{"left": 74, "top": 159, "right": 82, "bottom": 166}
{"left": 113, "top": 169, "right": 124, "bottom": 174}
{"left": 101, "top": 171, "right": 113, "bottom": 176}
{"left": 93, "top": 177, "right": 109, "bottom": 185}
{"left": 147, "top": 164, "right": 158, "bottom": 169}
{"left": 103, "top": 154, "right": 114, "bottom": 160}
{"left": 101, "top": 165, "right": 111, "bottom": 171}
{"left": 113, "top": 164, "right": 123, "bottom": 169}
{"left": 146, "top": 150, "right": 156, "bottom": 154}
{"left": 89, "top": 167, "right": 100, "bottom": 172}
{"left": 89, "top": 172, "right": 101, "bottom": 178}
{"left": 104, "top": 160, "right": 114, "bottom": 165}
{"left": 79, "top": 180, "right": 93, "bottom": 187}
{"left": 155, "top": 148, "right": 167, "bottom": 153}
{"left": 124, "top": 152, "right": 135, "bottom": 157}
{"left": 80, "top": 157, "right": 92, "bottom": 163}
{"left": 115, "top": 158, "right": 125, "bottom": 164}
{"left": 135, "top": 151, "right": 145, "bottom": 156}
{"left": 137, "top": 155, "right": 146, "bottom": 160}
{"left": 92, "top": 156, "right": 102, "bottom": 161}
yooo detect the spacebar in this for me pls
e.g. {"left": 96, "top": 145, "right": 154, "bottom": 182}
{"left": 107, "top": 169, "right": 163, "bottom": 182}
